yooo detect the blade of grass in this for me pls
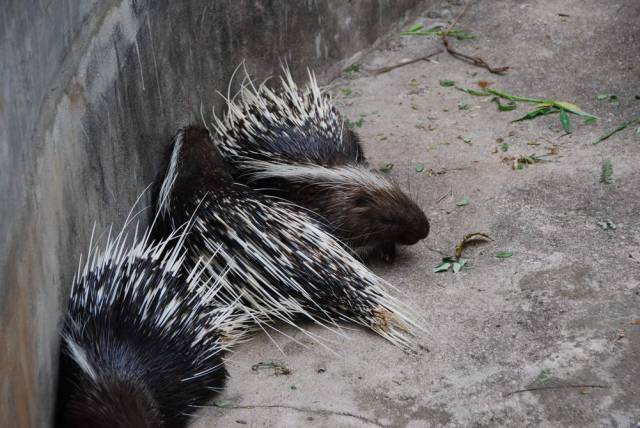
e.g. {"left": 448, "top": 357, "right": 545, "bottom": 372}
{"left": 486, "top": 88, "right": 547, "bottom": 103}
{"left": 512, "top": 106, "right": 559, "bottom": 122}
{"left": 553, "top": 101, "right": 597, "bottom": 119}
{"left": 559, "top": 109, "right": 572, "bottom": 133}
{"left": 457, "top": 87, "right": 490, "bottom": 96}
{"left": 594, "top": 118, "right": 640, "bottom": 144}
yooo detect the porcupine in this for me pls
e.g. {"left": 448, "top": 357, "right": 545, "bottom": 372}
{"left": 55, "top": 225, "right": 250, "bottom": 428}
{"left": 154, "top": 125, "right": 422, "bottom": 350}
{"left": 210, "top": 66, "right": 430, "bottom": 262}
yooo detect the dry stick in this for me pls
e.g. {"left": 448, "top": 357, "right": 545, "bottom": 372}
{"left": 442, "top": 1, "right": 510, "bottom": 74}
{"left": 366, "top": 48, "right": 443, "bottom": 75}
{"left": 212, "top": 404, "right": 386, "bottom": 427}
{"left": 505, "top": 384, "right": 609, "bottom": 396}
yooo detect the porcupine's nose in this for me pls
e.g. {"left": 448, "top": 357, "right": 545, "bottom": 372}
{"left": 398, "top": 209, "right": 429, "bottom": 245}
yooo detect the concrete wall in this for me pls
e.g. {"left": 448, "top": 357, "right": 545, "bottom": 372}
{"left": 0, "top": 0, "right": 431, "bottom": 426}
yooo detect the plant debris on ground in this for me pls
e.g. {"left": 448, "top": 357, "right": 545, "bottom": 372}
{"left": 496, "top": 251, "right": 513, "bottom": 258}
{"left": 454, "top": 233, "right": 493, "bottom": 259}
{"left": 345, "top": 117, "right": 364, "bottom": 129}
{"left": 597, "top": 220, "right": 617, "bottom": 230}
{"left": 434, "top": 232, "right": 493, "bottom": 274}
{"left": 600, "top": 159, "right": 613, "bottom": 183}
{"left": 401, "top": 24, "right": 474, "bottom": 41}
{"left": 455, "top": 86, "right": 597, "bottom": 133}
{"left": 251, "top": 361, "right": 291, "bottom": 376}
{"left": 594, "top": 117, "right": 640, "bottom": 144}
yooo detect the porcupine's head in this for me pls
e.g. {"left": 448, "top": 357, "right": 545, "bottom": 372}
{"left": 155, "top": 125, "right": 235, "bottom": 229}
{"left": 261, "top": 162, "right": 430, "bottom": 254}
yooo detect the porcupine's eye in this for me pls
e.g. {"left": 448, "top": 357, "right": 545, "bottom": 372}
{"left": 354, "top": 196, "right": 370, "bottom": 207}
{"left": 379, "top": 217, "right": 396, "bottom": 226}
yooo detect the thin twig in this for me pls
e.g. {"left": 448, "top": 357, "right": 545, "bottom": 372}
{"left": 210, "top": 404, "right": 386, "bottom": 427}
{"left": 424, "top": 246, "right": 450, "bottom": 257}
{"left": 366, "top": 48, "right": 443, "bottom": 75}
{"left": 442, "top": 1, "right": 509, "bottom": 74}
{"left": 505, "top": 384, "right": 609, "bottom": 396}
{"left": 436, "top": 187, "right": 452, "bottom": 203}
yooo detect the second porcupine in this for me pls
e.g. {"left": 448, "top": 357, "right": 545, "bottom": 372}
{"left": 155, "top": 125, "right": 423, "bottom": 350}
{"left": 56, "top": 226, "right": 251, "bottom": 428}
{"left": 211, "top": 66, "right": 430, "bottom": 262}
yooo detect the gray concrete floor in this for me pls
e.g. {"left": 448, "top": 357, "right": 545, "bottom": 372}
{"left": 195, "top": 1, "right": 640, "bottom": 426}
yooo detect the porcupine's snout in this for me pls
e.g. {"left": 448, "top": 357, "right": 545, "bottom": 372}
{"left": 395, "top": 204, "right": 429, "bottom": 245}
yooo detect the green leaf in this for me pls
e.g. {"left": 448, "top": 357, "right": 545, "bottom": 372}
{"left": 341, "top": 88, "right": 353, "bottom": 97}
{"left": 343, "top": 63, "right": 361, "bottom": 74}
{"left": 553, "top": 101, "right": 597, "bottom": 118}
{"left": 636, "top": 127, "right": 640, "bottom": 135}
{"left": 346, "top": 118, "right": 364, "bottom": 129}
{"left": 501, "top": 142, "right": 509, "bottom": 152}
{"left": 452, "top": 258, "right": 467, "bottom": 273}
{"left": 407, "top": 24, "right": 424, "bottom": 33}
{"left": 214, "top": 400, "right": 233, "bottom": 408}
{"left": 440, "top": 79, "right": 455, "bottom": 87}
{"left": 559, "top": 109, "right": 572, "bottom": 134}
{"left": 512, "top": 106, "right": 558, "bottom": 122}
{"left": 400, "top": 25, "right": 443, "bottom": 36}
{"left": 415, "top": 163, "right": 425, "bottom": 173}
{"left": 486, "top": 88, "right": 546, "bottom": 103}
{"left": 583, "top": 117, "right": 597, "bottom": 125}
{"left": 596, "top": 94, "right": 618, "bottom": 104}
{"left": 450, "top": 29, "right": 475, "bottom": 40}
{"left": 456, "top": 197, "right": 470, "bottom": 207}
{"left": 496, "top": 252, "right": 513, "bottom": 258}
{"left": 433, "top": 262, "right": 451, "bottom": 273}
{"left": 598, "top": 220, "right": 617, "bottom": 230}
{"left": 600, "top": 159, "right": 613, "bottom": 184}
{"left": 380, "top": 163, "right": 394, "bottom": 173}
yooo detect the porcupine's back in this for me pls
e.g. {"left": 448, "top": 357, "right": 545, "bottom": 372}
{"left": 213, "top": 67, "right": 365, "bottom": 168}
{"left": 56, "top": 230, "right": 242, "bottom": 428}
{"left": 155, "top": 126, "right": 421, "bottom": 350}
{"left": 211, "top": 67, "right": 430, "bottom": 261}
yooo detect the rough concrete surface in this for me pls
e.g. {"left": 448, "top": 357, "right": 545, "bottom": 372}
{"left": 196, "top": 1, "right": 640, "bottom": 427}
{"left": 0, "top": 1, "right": 430, "bottom": 426}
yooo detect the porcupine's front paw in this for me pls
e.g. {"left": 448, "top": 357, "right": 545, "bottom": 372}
{"left": 354, "top": 241, "right": 396, "bottom": 264}
{"left": 378, "top": 242, "right": 396, "bottom": 264}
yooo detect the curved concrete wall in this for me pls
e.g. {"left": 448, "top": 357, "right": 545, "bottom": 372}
{"left": 0, "top": 0, "right": 431, "bottom": 426}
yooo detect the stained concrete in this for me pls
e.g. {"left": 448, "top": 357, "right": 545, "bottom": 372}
{"left": 0, "top": 1, "right": 431, "bottom": 426}
{"left": 195, "top": 0, "right": 640, "bottom": 426}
